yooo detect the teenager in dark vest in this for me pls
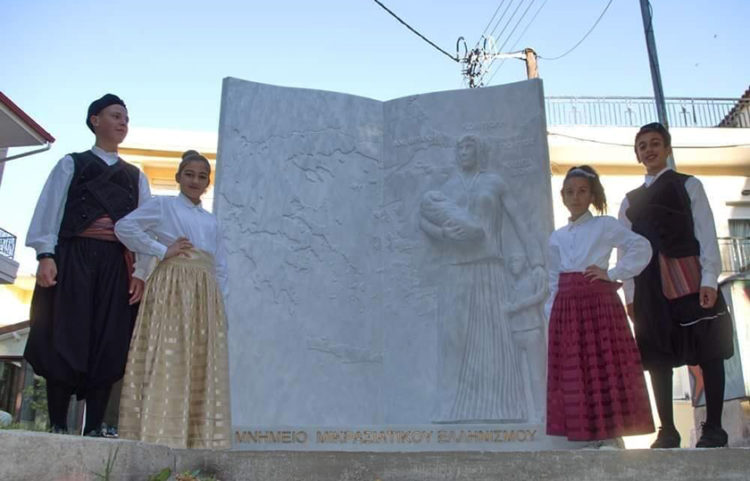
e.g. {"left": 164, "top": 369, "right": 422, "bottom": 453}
{"left": 24, "top": 94, "right": 152, "bottom": 436}
{"left": 619, "top": 122, "right": 734, "bottom": 448}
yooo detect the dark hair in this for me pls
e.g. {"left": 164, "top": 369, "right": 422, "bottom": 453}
{"left": 177, "top": 150, "right": 211, "bottom": 177}
{"left": 635, "top": 122, "right": 671, "bottom": 150}
{"left": 562, "top": 165, "right": 607, "bottom": 214}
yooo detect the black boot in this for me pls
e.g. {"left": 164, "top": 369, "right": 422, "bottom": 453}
{"left": 650, "top": 426, "right": 681, "bottom": 448}
{"left": 695, "top": 422, "right": 728, "bottom": 448}
{"left": 84, "top": 425, "right": 106, "bottom": 437}
{"left": 82, "top": 385, "right": 112, "bottom": 436}
{"left": 49, "top": 424, "right": 68, "bottom": 435}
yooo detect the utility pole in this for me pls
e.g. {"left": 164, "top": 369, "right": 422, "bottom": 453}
{"left": 524, "top": 48, "right": 538, "bottom": 79}
{"left": 457, "top": 37, "right": 539, "bottom": 87}
{"left": 372, "top": 1, "right": 539, "bottom": 88}
{"left": 639, "top": 0, "right": 675, "bottom": 167}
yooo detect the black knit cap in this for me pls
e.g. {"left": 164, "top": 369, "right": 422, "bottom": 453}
{"left": 86, "top": 94, "right": 126, "bottom": 133}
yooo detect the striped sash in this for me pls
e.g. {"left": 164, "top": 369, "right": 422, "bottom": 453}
{"left": 78, "top": 215, "right": 135, "bottom": 282}
{"left": 658, "top": 254, "right": 701, "bottom": 300}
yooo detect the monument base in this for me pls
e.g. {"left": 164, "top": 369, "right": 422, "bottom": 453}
{"left": 233, "top": 423, "right": 589, "bottom": 451}
{"left": 693, "top": 399, "right": 750, "bottom": 447}
{"left": 2, "top": 431, "right": 749, "bottom": 481}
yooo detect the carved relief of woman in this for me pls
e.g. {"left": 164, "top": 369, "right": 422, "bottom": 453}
{"left": 420, "top": 135, "right": 544, "bottom": 422}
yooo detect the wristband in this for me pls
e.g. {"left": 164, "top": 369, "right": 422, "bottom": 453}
{"left": 37, "top": 253, "right": 55, "bottom": 261}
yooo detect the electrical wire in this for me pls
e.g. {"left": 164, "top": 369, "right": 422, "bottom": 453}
{"left": 491, "top": 0, "right": 528, "bottom": 51}
{"left": 482, "top": 0, "right": 548, "bottom": 85}
{"left": 548, "top": 131, "right": 750, "bottom": 149}
{"left": 484, "top": 0, "right": 550, "bottom": 85}
{"left": 539, "top": 0, "right": 614, "bottom": 61}
{"left": 480, "top": 0, "right": 539, "bottom": 84}
{"left": 476, "top": 0, "right": 509, "bottom": 47}
{"left": 488, "top": 0, "right": 517, "bottom": 43}
{"left": 372, "top": 0, "right": 458, "bottom": 62}
{"left": 464, "top": 0, "right": 514, "bottom": 87}
{"left": 497, "top": 0, "right": 538, "bottom": 54}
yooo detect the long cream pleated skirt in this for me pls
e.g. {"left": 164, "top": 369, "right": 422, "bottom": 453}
{"left": 118, "top": 249, "right": 231, "bottom": 449}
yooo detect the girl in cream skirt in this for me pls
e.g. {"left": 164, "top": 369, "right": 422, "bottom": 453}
{"left": 115, "top": 150, "right": 231, "bottom": 449}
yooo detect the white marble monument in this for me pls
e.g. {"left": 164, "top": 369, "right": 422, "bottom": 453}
{"left": 216, "top": 78, "right": 568, "bottom": 450}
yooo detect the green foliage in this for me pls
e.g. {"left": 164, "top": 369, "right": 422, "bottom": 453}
{"left": 0, "top": 377, "right": 49, "bottom": 432}
{"left": 175, "top": 469, "right": 219, "bottom": 481}
{"left": 0, "top": 421, "right": 48, "bottom": 431}
{"left": 147, "top": 467, "right": 219, "bottom": 481}
{"left": 92, "top": 446, "right": 120, "bottom": 481}
{"left": 148, "top": 468, "right": 172, "bottom": 481}
{"left": 23, "top": 377, "right": 49, "bottom": 430}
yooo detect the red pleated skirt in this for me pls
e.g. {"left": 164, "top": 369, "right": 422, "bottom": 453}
{"left": 546, "top": 273, "right": 654, "bottom": 441}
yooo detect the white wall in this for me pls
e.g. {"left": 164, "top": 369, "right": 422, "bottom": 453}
{"left": 0, "top": 147, "right": 6, "bottom": 186}
{"left": 550, "top": 174, "right": 749, "bottom": 236}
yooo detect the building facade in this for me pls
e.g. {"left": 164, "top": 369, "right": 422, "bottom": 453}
{"left": 0, "top": 92, "right": 54, "bottom": 426}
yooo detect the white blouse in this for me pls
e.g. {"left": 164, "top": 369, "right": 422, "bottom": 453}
{"left": 114, "top": 193, "right": 228, "bottom": 300}
{"left": 545, "top": 211, "right": 652, "bottom": 319}
{"left": 26, "top": 145, "right": 153, "bottom": 280}
{"left": 618, "top": 167, "right": 722, "bottom": 304}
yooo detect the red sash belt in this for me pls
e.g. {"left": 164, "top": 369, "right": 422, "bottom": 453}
{"left": 78, "top": 215, "right": 135, "bottom": 282}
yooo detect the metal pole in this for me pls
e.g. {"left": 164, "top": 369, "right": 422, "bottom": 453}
{"left": 0, "top": 143, "right": 52, "bottom": 163}
{"left": 639, "top": 0, "right": 674, "bottom": 167}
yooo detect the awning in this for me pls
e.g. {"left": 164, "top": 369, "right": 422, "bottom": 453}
{"left": 0, "top": 92, "right": 55, "bottom": 148}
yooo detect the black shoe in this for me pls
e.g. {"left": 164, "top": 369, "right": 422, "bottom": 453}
{"left": 84, "top": 429, "right": 105, "bottom": 438}
{"left": 650, "top": 426, "right": 681, "bottom": 448}
{"left": 49, "top": 424, "right": 68, "bottom": 435}
{"left": 695, "top": 423, "right": 728, "bottom": 448}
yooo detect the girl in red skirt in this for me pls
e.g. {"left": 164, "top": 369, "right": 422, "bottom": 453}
{"left": 545, "top": 165, "right": 654, "bottom": 443}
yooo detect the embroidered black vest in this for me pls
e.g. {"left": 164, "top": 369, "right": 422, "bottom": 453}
{"left": 58, "top": 150, "right": 140, "bottom": 239}
{"left": 625, "top": 170, "right": 700, "bottom": 258}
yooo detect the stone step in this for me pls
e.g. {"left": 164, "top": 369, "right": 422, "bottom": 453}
{"left": 1, "top": 431, "right": 748, "bottom": 481}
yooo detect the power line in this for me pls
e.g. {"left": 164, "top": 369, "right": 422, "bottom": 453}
{"left": 472, "top": 0, "right": 527, "bottom": 87}
{"left": 497, "top": 0, "right": 538, "bottom": 54}
{"left": 539, "top": 0, "right": 614, "bottom": 61}
{"left": 488, "top": 0, "right": 517, "bottom": 41}
{"left": 548, "top": 131, "right": 750, "bottom": 149}
{"left": 492, "top": 0, "right": 528, "bottom": 50}
{"left": 459, "top": 0, "right": 541, "bottom": 88}
{"left": 458, "top": 0, "right": 511, "bottom": 87}
{"left": 372, "top": 0, "right": 458, "bottom": 62}
{"left": 476, "top": 0, "right": 509, "bottom": 47}
{"left": 480, "top": 0, "right": 539, "bottom": 84}
{"left": 485, "top": 0, "right": 550, "bottom": 85}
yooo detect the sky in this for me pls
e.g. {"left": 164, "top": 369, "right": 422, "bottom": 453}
{"left": 2, "top": 0, "right": 749, "bottom": 274}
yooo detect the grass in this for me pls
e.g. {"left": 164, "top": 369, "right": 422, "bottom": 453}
{"left": 92, "top": 446, "right": 120, "bottom": 481}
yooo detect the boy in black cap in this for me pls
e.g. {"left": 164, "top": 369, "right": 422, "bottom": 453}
{"left": 619, "top": 122, "right": 734, "bottom": 448}
{"left": 24, "top": 93, "right": 152, "bottom": 436}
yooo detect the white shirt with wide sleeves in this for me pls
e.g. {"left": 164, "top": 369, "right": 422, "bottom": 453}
{"left": 545, "top": 211, "right": 652, "bottom": 319}
{"left": 114, "top": 193, "right": 229, "bottom": 300}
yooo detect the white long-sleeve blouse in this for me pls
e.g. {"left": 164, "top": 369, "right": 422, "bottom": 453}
{"left": 114, "top": 193, "right": 228, "bottom": 300}
{"left": 545, "top": 211, "right": 652, "bottom": 319}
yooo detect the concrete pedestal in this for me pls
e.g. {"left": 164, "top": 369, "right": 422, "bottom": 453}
{"left": 2, "top": 431, "right": 749, "bottom": 481}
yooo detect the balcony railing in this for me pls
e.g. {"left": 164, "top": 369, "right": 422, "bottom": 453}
{"left": 0, "top": 227, "right": 16, "bottom": 259}
{"left": 545, "top": 97, "right": 750, "bottom": 128}
{"left": 718, "top": 237, "right": 750, "bottom": 274}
